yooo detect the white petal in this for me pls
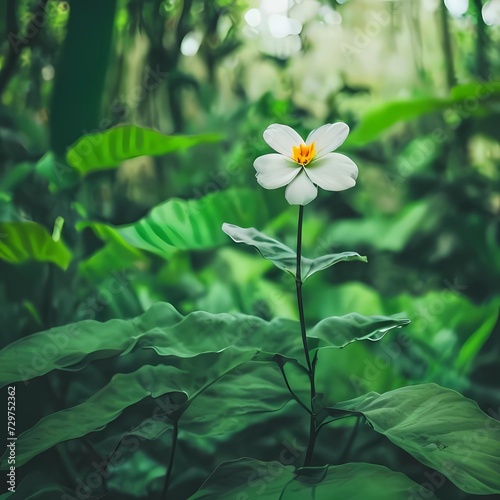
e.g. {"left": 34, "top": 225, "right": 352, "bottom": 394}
{"left": 305, "top": 153, "right": 358, "bottom": 191}
{"left": 306, "top": 122, "right": 349, "bottom": 158}
{"left": 263, "top": 124, "right": 304, "bottom": 157}
{"left": 285, "top": 170, "right": 318, "bottom": 205}
{"left": 254, "top": 154, "right": 301, "bottom": 189}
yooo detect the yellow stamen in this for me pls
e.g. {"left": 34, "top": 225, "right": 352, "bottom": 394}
{"left": 292, "top": 142, "right": 316, "bottom": 166}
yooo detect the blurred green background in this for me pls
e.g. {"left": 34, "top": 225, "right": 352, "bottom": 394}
{"left": 1, "top": 0, "right": 500, "bottom": 498}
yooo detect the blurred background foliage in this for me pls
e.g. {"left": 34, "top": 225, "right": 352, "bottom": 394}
{"left": 0, "top": 0, "right": 499, "bottom": 498}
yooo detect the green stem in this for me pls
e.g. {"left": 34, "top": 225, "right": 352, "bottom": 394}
{"left": 295, "top": 205, "right": 317, "bottom": 466}
{"left": 439, "top": 0, "right": 456, "bottom": 90}
{"left": 339, "top": 415, "right": 362, "bottom": 463}
{"left": 161, "top": 421, "right": 179, "bottom": 499}
{"left": 473, "top": 0, "right": 489, "bottom": 80}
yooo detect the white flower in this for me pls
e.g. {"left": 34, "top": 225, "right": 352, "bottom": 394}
{"left": 254, "top": 123, "right": 358, "bottom": 205}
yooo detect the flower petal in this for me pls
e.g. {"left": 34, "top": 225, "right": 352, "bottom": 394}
{"left": 263, "top": 124, "right": 304, "bottom": 157}
{"left": 305, "top": 153, "right": 358, "bottom": 191}
{"left": 285, "top": 170, "right": 318, "bottom": 205}
{"left": 254, "top": 154, "right": 301, "bottom": 189}
{"left": 306, "top": 122, "right": 349, "bottom": 158}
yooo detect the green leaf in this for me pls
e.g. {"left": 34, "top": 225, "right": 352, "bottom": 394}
{"left": 35, "top": 152, "right": 81, "bottom": 191}
{"left": 345, "top": 82, "right": 500, "bottom": 146}
{"left": 450, "top": 81, "right": 500, "bottom": 101}
{"left": 66, "top": 124, "right": 221, "bottom": 173}
{"left": 107, "top": 450, "right": 165, "bottom": 498}
{"left": 332, "top": 384, "right": 500, "bottom": 495}
{"left": 76, "top": 220, "right": 150, "bottom": 280}
{"left": 309, "top": 314, "right": 410, "bottom": 350}
{"left": 0, "top": 302, "right": 181, "bottom": 387}
{"left": 0, "top": 472, "right": 75, "bottom": 499}
{"left": 116, "top": 189, "right": 268, "bottom": 258}
{"left": 0, "top": 302, "right": 301, "bottom": 387}
{"left": 324, "top": 201, "right": 432, "bottom": 253}
{"left": 0, "top": 161, "right": 34, "bottom": 192}
{"left": 191, "top": 458, "right": 436, "bottom": 499}
{"left": 0, "top": 302, "right": 410, "bottom": 388}
{"left": 0, "top": 348, "right": 258, "bottom": 468}
{"left": 110, "top": 363, "right": 294, "bottom": 459}
{"left": 171, "top": 361, "right": 294, "bottom": 438}
{"left": 346, "top": 97, "right": 450, "bottom": 146}
{"left": 0, "top": 221, "right": 72, "bottom": 269}
{"left": 222, "top": 224, "right": 366, "bottom": 280}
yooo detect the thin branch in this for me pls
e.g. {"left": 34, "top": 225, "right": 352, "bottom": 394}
{"left": 161, "top": 421, "right": 179, "bottom": 499}
{"left": 295, "top": 205, "right": 317, "bottom": 467}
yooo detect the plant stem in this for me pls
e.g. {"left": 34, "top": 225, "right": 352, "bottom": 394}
{"left": 161, "top": 421, "right": 179, "bottom": 499}
{"left": 439, "top": 0, "right": 456, "bottom": 91}
{"left": 339, "top": 415, "right": 362, "bottom": 463}
{"left": 473, "top": 0, "right": 489, "bottom": 80}
{"left": 295, "top": 205, "right": 317, "bottom": 466}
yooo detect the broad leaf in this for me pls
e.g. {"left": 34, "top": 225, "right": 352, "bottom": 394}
{"left": 0, "top": 302, "right": 182, "bottom": 387}
{"left": 35, "top": 152, "right": 80, "bottom": 191}
{"left": 128, "top": 361, "right": 295, "bottom": 440}
{"left": 66, "top": 124, "right": 221, "bottom": 173}
{"left": 0, "top": 348, "right": 258, "bottom": 468}
{"left": 0, "top": 221, "right": 71, "bottom": 269}
{"left": 332, "top": 384, "right": 500, "bottom": 495}
{"left": 222, "top": 223, "right": 366, "bottom": 280}
{"left": 346, "top": 98, "right": 449, "bottom": 146}
{"left": 309, "top": 314, "right": 410, "bottom": 350}
{"left": 345, "top": 82, "right": 500, "bottom": 146}
{"left": 190, "top": 458, "right": 435, "bottom": 499}
{"left": 0, "top": 302, "right": 409, "bottom": 388}
{"left": 324, "top": 201, "right": 432, "bottom": 253}
{"left": 117, "top": 189, "right": 268, "bottom": 258}
{"left": 0, "top": 472, "right": 75, "bottom": 499}
{"left": 76, "top": 221, "right": 150, "bottom": 280}
{"left": 450, "top": 81, "right": 500, "bottom": 101}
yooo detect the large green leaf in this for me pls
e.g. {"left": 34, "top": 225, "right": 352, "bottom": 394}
{"left": 332, "top": 384, "right": 500, "bottom": 495}
{"left": 127, "top": 361, "right": 294, "bottom": 440}
{"left": 190, "top": 458, "right": 435, "bottom": 499}
{"left": 0, "top": 348, "right": 258, "bottom": 468}
{"left": 0, "top": 472, "right": 74, "bottom": 499}
{"left": 309, "top": 314, "right": 410, "bottom": 350}
{"left": 76, "top": 221, "right": 150, "bottom": 281}
{"left": 116, "top": 189, "right": 268, "bottom": 258}
{"left": 346, "top": 81, "right": 500, "bottom": 146}
{"left": 450, "top": 81, "right": 500, "bottom": 101}
{"left": 0, "top": 302, "right": 409, "bottom": 388}
{"left": 222, "top": 223, "right": 366, "bottom": 280}
{"left": 0, "top": 302, "right": 302, "bottom": 387}
{"left": 346, "top": 98, "right": 449, "bottom": 146}
{"left": 0, "top": 221, "right": 71, "bottom": 269}
{"left": 324, "top": 201, "right": 432, "bottom": 252}
{"left": 66, "top": 124, "right": 221, "bottom": 173}
{"left": 0, "top": 302, "right": 181, "bottom": 386}
{"left": 35, "top": 152, "right": 81, "bottom": 191}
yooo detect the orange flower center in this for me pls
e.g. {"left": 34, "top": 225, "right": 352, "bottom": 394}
{"left": 292, "top": 142, "right": 316, "bottom": 166}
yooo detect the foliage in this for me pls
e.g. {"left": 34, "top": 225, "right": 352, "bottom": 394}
{"left": 0, "top": 0, "right": 499, "bottom": 499}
